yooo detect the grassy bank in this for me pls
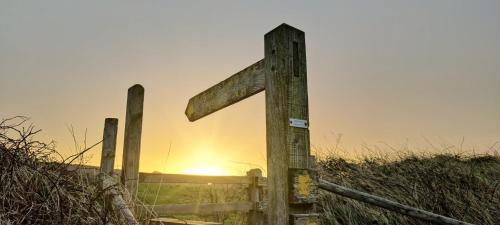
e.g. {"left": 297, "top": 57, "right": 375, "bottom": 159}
{"left": 318, "top": 153, "right": 500, "bottom": 225}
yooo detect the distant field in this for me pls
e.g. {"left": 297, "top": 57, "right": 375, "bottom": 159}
{"left": 137, "top": 183, "right": 248, "bottom": 224}
{"left": 138, "top": 183, "right": 247, "bottom": 205}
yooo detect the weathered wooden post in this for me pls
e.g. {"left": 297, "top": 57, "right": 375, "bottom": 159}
{"left": 247, "top": 168, "right": 265, "bottom": 225}
{"left": 265, "top": 24, "right": 318, "bottom": 225}
{"left": 185, "top": 24, "right": 317, "bottom": 225}
{"left": 121, "top": 84, "right": 145, "bottom": 201}
{"left": 100, "top": 117, "right": 140, "bottom": 225}
{"left": 100, "top": 118, "right": 118, "bottom": 175}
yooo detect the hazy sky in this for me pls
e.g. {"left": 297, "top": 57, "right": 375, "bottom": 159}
{"left": 1, "top": 1, "right": 499, "bottom": 175}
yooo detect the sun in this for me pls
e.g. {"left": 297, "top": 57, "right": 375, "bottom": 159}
{"left": 183, "top": 166, "right": 228, "bottom": 176}
{"left": 178, "top": 144, "right": 234, "bottom": 176}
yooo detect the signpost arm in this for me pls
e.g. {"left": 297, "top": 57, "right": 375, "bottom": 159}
{"left": 185, "top": 59, "right": 265, "bottom": 122}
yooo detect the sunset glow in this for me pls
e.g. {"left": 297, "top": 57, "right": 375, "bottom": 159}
{"left": 1, "top": 1, "right": 499, "bottom": 176}
{"left": 176, "top": 145, "right": 237, "bottom": 175}
{"left": 183, "top": 166, "right": 228, "bottom": 176}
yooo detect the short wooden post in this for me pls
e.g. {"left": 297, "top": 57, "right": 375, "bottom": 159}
{"left": 247, "top": 168, "right": 265, "bottom": 225}
{"left": 100, "top": 118, "right": 118, "bottom": 175}
{"left": 265, "top": 24, "right": 317, "bottom": 225}
{"left": 121, "top": 84, "right": 145, "bottom": 201}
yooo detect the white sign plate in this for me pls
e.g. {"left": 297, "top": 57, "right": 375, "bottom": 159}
{"left": 289, "top": 118, "right": 308, "bottom": 128}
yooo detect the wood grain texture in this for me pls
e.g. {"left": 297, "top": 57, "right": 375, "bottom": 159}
{"left": 121, "top": 84, "right": 145, "bottom": 202}
{"left": 102, "top": 174, "right": 140, "bottom": 225}
{"left": 185, "top": 59, "right": 265, "bottom": 121}
{"left": 265, "top": 24, "right": 313, "bottom": 225}
{"left": 100, "top": 118, "right": 118, "bottom": 175}
{"left": 247, "top": 169, "right": 265, "bottom": 225}
{"left": 318, "top": 180, "right": 474, "bottom": 225}
{"left": 148, "top": 202, "right": 253, "bottom": 216}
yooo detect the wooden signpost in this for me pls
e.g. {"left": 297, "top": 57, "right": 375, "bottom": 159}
{"left": 101, "top": 24, "right": 473, "bottom": 225}
{"left": 186, "top": 24, "right": 317, "bottom": 225}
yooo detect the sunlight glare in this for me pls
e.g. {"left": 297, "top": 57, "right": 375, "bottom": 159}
{"left": 179, "top": 144, "right": 232, "bottom": 175}
{"left": 183, "top": 166, "right": 228, "bottom": 176}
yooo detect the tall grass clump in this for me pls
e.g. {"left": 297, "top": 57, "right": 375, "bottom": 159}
{"left": 318, "top": 152, "right": 500, "bottom": 225}
{"left": 0, "top": 117, "right": 124, "bottom": 225}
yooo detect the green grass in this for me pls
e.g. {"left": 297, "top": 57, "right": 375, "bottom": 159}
{"left": 137, "top": 183, "right": 248, "bottom": 224}
{"left": 138, "top": 183, "right": 248, "bottom": 205}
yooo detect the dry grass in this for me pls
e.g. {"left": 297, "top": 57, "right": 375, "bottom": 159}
{"left": 0, "top": 116, "right": 123, "bottom": 225}
{"left": 318, "top": 152, "right": 500, "bottom": 225}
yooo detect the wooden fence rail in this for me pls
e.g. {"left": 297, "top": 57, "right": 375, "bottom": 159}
{"left": 139, "top": 172, "right": 266, "bottom": 185}
{"left": 140, "top": 169, "right": 265, "bottom": 220}
{"left": 146, "top": 202, "right": 254, "bottom": 216}
{"left": 318, "top": 179, "right": 474, "bottom": 225}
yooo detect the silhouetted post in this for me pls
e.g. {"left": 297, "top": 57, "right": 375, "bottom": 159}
{"left": 265, "top": 24, "right": 318, "bottom": 225}
{"left": 121, "top": 84, "right": 145, "bottom": 201}
{"left": 100, "top": 118, "right": 118, "bottom": 175}
{"left": 247, "top": 168, "right": 265, "bottom": 225}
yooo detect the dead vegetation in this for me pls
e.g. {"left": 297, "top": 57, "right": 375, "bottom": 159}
{"left": 0, "top": 116, "right": 123, "bottom": 225}
{"left": 318, "top": 152, "right": 500, "bottom": 225}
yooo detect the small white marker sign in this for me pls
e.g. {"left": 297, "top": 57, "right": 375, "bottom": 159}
{"left": 289, "top": 118, "right": 308, "bottom": 128}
